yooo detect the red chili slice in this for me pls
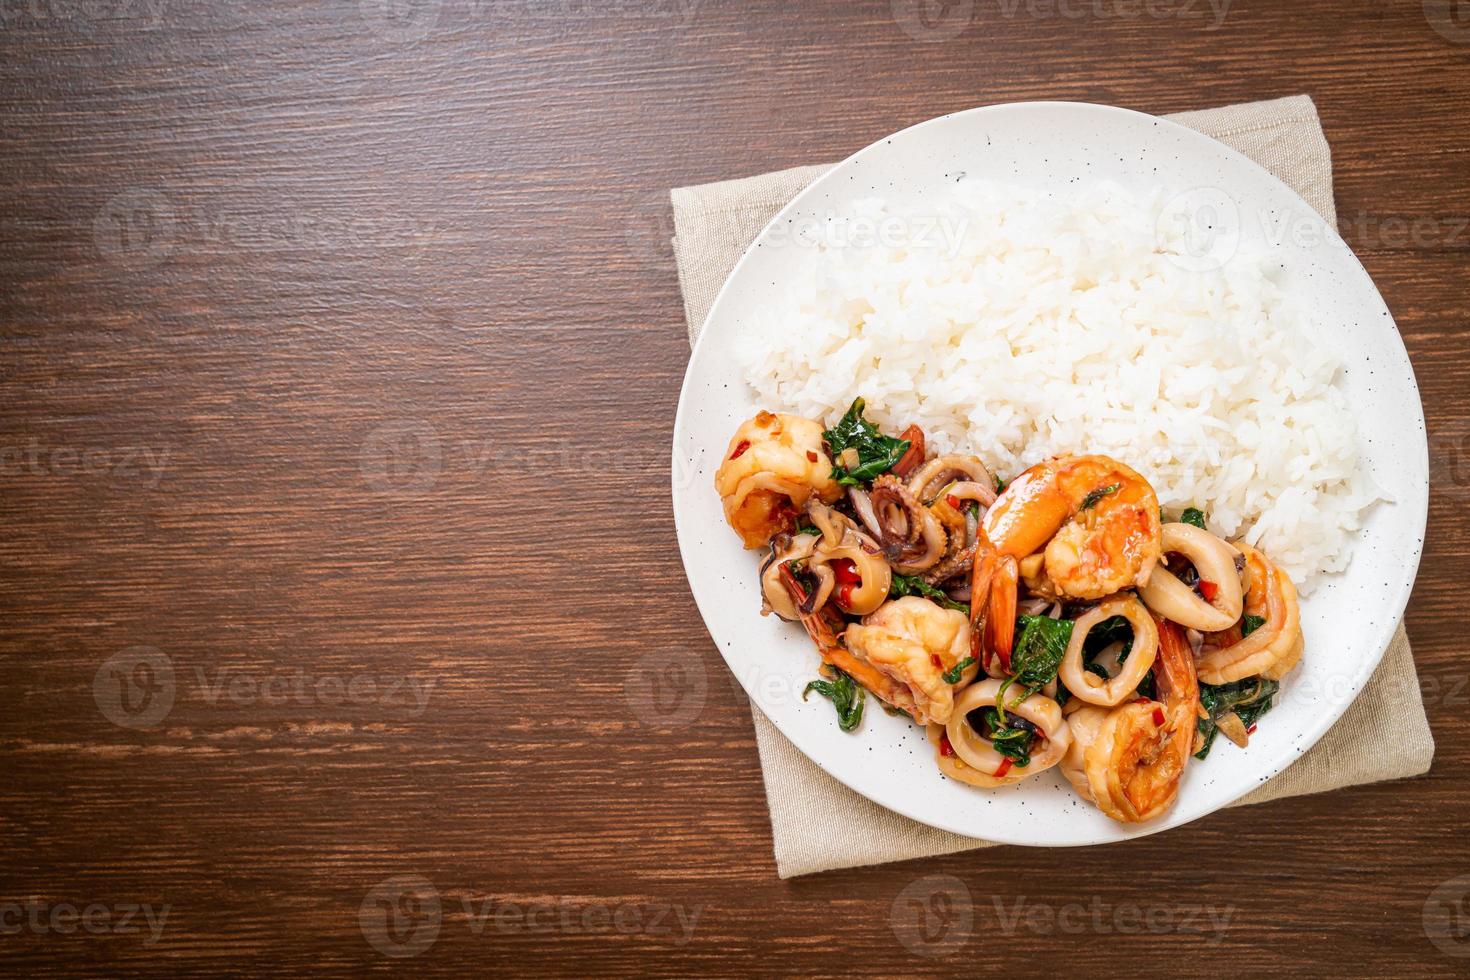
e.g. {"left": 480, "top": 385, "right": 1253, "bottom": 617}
{"left": 892, "top": 424, "right": 925, "bottom": 477}
{"left": 730, "top": 440, "right": 751, "bottom": 460}
{"left": 1152, "top": 707, "right": 1166, "bottom": 727}
{"left": 829, "top": 559, "right": 860, "bottom": 607}
{"left": 806, "top": 450, "right": 818, "bottom": 462}
{"left": 993, "top": 758, "right": 1013, "bottom": 778}
{"left": 930, "top": 654, "right": 943, "bottom": 670}
{"left": 945, "top": 494, "right": 961, "bottom": 510}
{"left": 1198, "top": 580, "right": 1218, "bottom": 601}
{"left": 1246, "top": 723, "right": 1258, "bottom": 735}
{"left": 939, "top": 733, "right": 955, "bottom": 757}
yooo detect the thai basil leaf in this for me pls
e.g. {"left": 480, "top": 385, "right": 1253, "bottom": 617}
{"left": 1010, "top": 615, "right": 1074, "bottom": 688}
{"left": 821, "top": 398, "right": 910, "bottom": 487}
{"left": 1241, "top": 614, "right": 1267, "bottom": 637}
{"left": 1079, "top": 483, "right": 1120, "bottom": 510}
{"left": 889, "top": 573, "right": 970, "bottom": 614}
{"left": 942, "top": 656, "right": 976, "bottom": 684}
{"left": 1077, "top": 613, "right": 1150, "bottom": 697}
{"left": 1181, "top": 507, "right": 1207, "bottom": 530}
{"left": 1195, "top": 677, "right": 1280, "bottom": 759}
{"left": 1082, "top": 614, "right": 1134, "bottom": 662}
{"left": 803, "top": 670, "right": 865, "bottom": 732}
{"left": 972, "top": 706, "right": 1035, "bottom": 767}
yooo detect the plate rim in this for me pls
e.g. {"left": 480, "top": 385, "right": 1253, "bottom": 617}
{"left": 670, "top": 100, "right": 1429, "bottom": 846}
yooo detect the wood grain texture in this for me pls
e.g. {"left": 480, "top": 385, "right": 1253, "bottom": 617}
{"left": 1, "top": 0, "right": 1468, "bottom": 974}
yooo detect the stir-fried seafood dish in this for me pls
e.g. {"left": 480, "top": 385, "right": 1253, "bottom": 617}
{"left": 714, "top": 399, "right": 1304, "bottom": 824}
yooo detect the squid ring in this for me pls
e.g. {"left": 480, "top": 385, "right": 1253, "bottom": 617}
{"left": 758, "top": 533, "right": 821, "bottom": 621}
{"left": 908, "top": 455, "right": 997, "bottom": 506}
{"left": 935, "top": 680, "right": 1070, "bottom": 787}
{"left": 1058, "top": 596, "right": 1159, "bottom": 706}
{"left": 1138, "top": 523, "right": 1244, "bottom": 632}
{"left": 810, "top": 542, "right": 892, "bottom": 616}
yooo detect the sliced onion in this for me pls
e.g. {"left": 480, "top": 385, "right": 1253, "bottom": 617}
{"left": 1215, "top": 711, "right": 1250, "bottom": 748}
{"left": 847, "top": 487, "right": 881, "bottom": 538}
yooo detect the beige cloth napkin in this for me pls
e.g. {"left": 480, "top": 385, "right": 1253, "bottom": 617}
{"left": 671, "top": 96, "right": 1434, "bottom": 878}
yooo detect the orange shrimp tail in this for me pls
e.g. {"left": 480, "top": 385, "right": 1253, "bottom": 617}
{"left": 984, "top": 555, "right": 1019, "bottom": 672}
{"left": 823, "top": 645, "right": 909, "bottom": 713}
{"left": 1151, "top": 615, "right": 1200, "bottom": 707}
{"left": 796, "top": 595, "right": 915, "bottom": 720}
{"left": 968, "top": 531, "right": 998, "bottom": 662}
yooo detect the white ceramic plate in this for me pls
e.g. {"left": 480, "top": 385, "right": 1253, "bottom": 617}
{"left": 671, "top": 102, "right": 1427, "bottom": 845}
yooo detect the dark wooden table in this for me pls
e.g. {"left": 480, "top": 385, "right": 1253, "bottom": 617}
{"left": 2, "top": 0, "right": 1468, "bottom": 975}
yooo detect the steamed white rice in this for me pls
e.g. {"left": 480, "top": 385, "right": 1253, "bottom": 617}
{"left": 736, "top": 180, "right": 1382, "bottom": 591}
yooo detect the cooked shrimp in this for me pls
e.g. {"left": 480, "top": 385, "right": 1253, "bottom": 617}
{"left": 1196, "top": 542, "right": 1303, "bottom": 685}
{"left": 844, "top": 597, "right": 973, "bottom": 725}
{"left": 982, "top": 454, "right": 1162, "bottom": 600}
{"left": 1058, "top": 704, "right": 1111, "bottom": 802}
{"left": 968, "top": 462, "right": 1161, "bottom": 670}
{"left": 927, "top": 679, "right": 1071, "bottom": 787}
{"left": 1138, "top": 523, "right": 1245, "bottom": 632}
{"left": 1082, "top": 617, "right": 1200, "bottom": 823}
{"left": 1058, "top": 595, "right": 1160, "bottom": 706}
{"left": 714, "top": 411, "right": 840, "bottom": 548}
{"left": 781, "top": 573, "right": 915, "bottom": 716}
